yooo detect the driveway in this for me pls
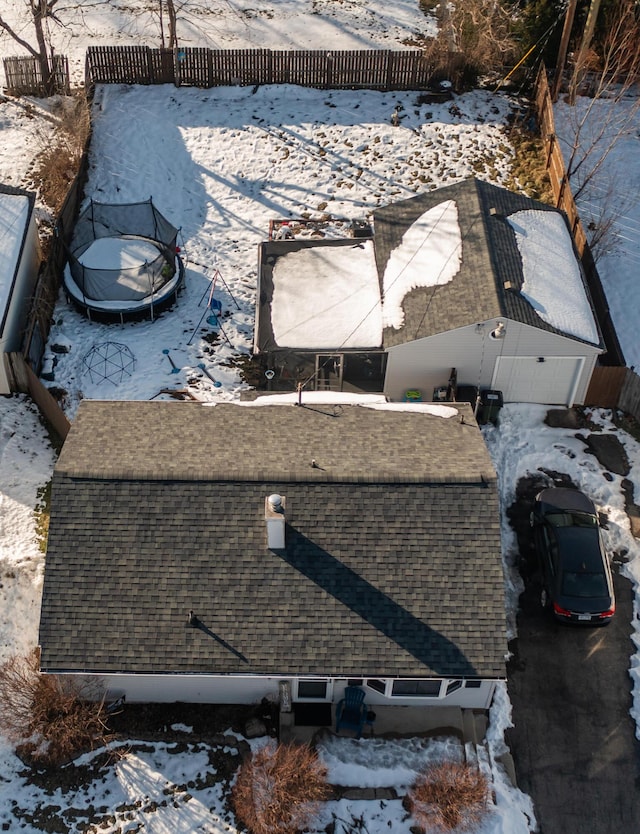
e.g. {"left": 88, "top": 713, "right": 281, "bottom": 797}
{"left": 505, "top": 475, "right": 640, "bottom": 833}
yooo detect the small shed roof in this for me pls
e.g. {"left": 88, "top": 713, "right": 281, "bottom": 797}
{"left": 39, "top": 400, "right": 507, "bottom": 680}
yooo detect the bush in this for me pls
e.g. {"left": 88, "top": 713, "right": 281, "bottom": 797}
{"left": 231, "top": 742, "right": 330, "bottom": 834}
{"left": 0, "top": 649, "right": 112, "bottom": 767}
{"left": 406, "top": 760, "right": 489, "bottom": 832}
{"left": 31, "top": 92, "right": 90, "bottom": 217}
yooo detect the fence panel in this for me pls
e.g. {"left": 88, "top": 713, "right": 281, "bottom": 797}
{"left": 584, "top": 366, "right": 627, "bottom": 407}
{"left": 150, "top": 48, "right": 175, "bottom": 84}
{"left": 619, "top": 370, "right": 640, "bottom": 420}
{"left": 86, "top": 46, "right": 153, "bottom": 85}
{"left": 176, "top": 47, "right": 213, "bottom": 87}
{"left": 3, "top": 54, "right": 69, "bottom": 96}
{"left": 85, "top": 47, "right": 448, "bottom": 92}
{"left": 8, "top": 354, "right": 70, "bottom": 440}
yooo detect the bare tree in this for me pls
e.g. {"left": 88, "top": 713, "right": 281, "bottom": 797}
{"left": 166, "top": 0, "right": 178, "bottom": 49}
{"left": 558, "top": 1, "right": 640, "bottom": 202}
{"left": 157, "top": 0, "right": 178, "bottom": 48}
{"left": 439, "top": 0, "right": 519, "bottom": 77}
{"left": 0, "top": 0, "right": 64, "bottom": 94}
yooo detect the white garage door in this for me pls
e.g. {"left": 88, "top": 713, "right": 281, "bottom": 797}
{"left": 492, "top": 356, "right": 584, "bottom": 405}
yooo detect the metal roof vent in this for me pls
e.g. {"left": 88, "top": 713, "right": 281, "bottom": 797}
{"left": 265, "top": 494, "right": 286, "bottom": 549}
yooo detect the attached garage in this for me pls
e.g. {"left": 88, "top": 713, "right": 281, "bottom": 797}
{"left": 492, "top": 356, "right": 585, "bottom": 405}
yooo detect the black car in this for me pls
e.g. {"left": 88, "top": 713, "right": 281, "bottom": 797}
{"left": 530, "top": 487, "right": 615, "bottom": 625}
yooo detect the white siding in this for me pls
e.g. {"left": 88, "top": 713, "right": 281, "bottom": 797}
{"left": 55, "top": 673, "right": 496, "bottom": 710}
{"left": 68, "top": 674, "right": 284, "bottom": 704}
{"left": 384, "top": 318, "right": 600, "bottom": 405}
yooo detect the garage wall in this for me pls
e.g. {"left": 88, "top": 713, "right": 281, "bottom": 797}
{"left": 384, "top": 319, "right": 600, "bottom": 405}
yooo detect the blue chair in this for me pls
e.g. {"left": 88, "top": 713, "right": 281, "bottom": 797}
{"left": 336, "top": 686, "right": 367, "bottom": 737}
{"left": 207, "top": 297, "right": 223, "bottom": 326}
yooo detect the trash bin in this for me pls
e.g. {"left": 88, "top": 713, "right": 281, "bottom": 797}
{"left": 454, "top": 385, "right": 478, "bottom": 406}
{"left": 478, "top": 389, "right": 503, "bottom": 425}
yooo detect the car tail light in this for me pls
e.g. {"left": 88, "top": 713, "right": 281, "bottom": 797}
{"left": 598, "top": 606, "right": 615, "bottom": 619}
{"left": 552, "top": 603, "right": 572, "bottom": 617}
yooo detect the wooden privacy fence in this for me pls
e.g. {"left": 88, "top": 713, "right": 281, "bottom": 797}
{"left": 535, "top": 65, "right": 587, "bottom": 255}
{"left": 19, "top": 127, "right": 91, "bottom": 402}
{"left": 585, "top": 366, "right": 640, "bottom": 422}
{"left": 85, "top": 46, "right": 462, "bottom": 91}
{"left": 7, "top": 354, "right": 70, "bottom": 440}
{"left": 3, "top": 54, "right": 69, "bottom": 96}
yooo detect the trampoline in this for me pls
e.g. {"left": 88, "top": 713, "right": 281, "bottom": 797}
{"left": 63, "top": 199, "right": 185, "bottom": 322}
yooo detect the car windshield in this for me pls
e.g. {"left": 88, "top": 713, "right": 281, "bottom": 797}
{"left": 561, "top": 570, "right": 608, "bottom": 598}
{"left": 546, "top": 511, "right": 597, "bottom": 528}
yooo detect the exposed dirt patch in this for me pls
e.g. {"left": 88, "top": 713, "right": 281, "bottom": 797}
{"left": 544, "top": 407, "right": 595, "bottom": 430}
{"left": 580, "top": 433, "right": 630, "bottom": 476}
{"left": 107, "top": 701, "right": 259, "bottom": 742}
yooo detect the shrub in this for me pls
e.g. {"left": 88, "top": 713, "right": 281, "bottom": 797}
{"left": 231, "top": 742, "right": 330, "bottom": 834}
{"left": 406, "top": 760, "right": 489, "bottom": 832}
{"left": 31, "top": 92, "right": 90, "bottom": 217}
{"left": 0, "top": 648, "right": 112, "bottom": 767}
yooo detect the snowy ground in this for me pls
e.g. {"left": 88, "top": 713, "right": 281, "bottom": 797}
{"left": 42, "top": 82, "right": 516, "bottom": 417}
{"left": 0, "top": 0, "right": 438, "bottom": 87}
{"left": 553, "top": 92, "right": 640, "bottom": 369}
{"left": 1, "top": 2, "right": 640, "bottom": 832}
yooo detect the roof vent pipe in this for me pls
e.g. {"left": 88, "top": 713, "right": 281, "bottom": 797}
{"left": 265, "top": 494, "right": 286, "bottom": 549}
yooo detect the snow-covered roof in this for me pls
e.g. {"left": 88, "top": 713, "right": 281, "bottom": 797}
{"left": 270, "top": 240, "right": 382, "bottom": 348}
{"left": 260, "top": 181, "right": 603, "bottom": 356}
{"left": 507, "top": 210, "right": 599, "bottom": 345}
{"left": 374, "top": 179, "right": 603, "bottom": 348}
{"left": 0, "top": 191, "right": 30, "bottom": 323}
{"left": 382, "top": 200, "right": 462, "bottom": 329}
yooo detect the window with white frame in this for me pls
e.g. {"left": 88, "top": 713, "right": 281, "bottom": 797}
{"left": 365, "top": 679, "right": 476, "bottom": 698}
{"left": 391, "top": 679, "right": 442, "bottom": 697}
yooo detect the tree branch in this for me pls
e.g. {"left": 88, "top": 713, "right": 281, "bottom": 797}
{"left": 0, "top": 14, "right": 39, "bottom": 56}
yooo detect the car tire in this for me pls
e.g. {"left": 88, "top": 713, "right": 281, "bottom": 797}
{"left": 540, "top": 587, "right": 551, "bottom": 610}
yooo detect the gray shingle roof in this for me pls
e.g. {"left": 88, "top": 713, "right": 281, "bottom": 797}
{"left": 375, "top": 178, "right": 602, "bottom": 348}
{"left": 255, "top": 179, "right": 601, "bottom": 356}
{"left": 39, "top": 401, "right": 506, "bottom": 679}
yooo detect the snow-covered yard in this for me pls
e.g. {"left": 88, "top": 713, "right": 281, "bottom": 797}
{"left": 1, "top": 2, "right": 640, "bottom": 833}
{"left": 553, "top": 93, "right": 640, "bottom": 370}
{"left": 40, "top": 82, "right": 516, "bottom": 415}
